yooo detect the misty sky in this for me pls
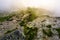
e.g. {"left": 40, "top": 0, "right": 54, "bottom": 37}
{"left": 0, "top": 0, "right": 60, "bottom": 17}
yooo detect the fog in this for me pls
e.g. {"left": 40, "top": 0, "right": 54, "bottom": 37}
{"left": 0, "top": 0, "right": 60, "bottom": 17}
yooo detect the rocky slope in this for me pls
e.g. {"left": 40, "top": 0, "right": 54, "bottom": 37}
{"left": 0, "top": 8, "right": 60, "bottom": 40}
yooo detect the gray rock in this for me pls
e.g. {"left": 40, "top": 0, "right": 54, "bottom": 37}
{"left": 0, "top": 30, "right": 25, "bottom": 40}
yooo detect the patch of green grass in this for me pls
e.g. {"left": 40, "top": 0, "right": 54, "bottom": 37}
{"left": 24, "top": 26, "right": 38, "bottom": 40}
{"left": 19, "top": 19, "right": 27, "bottom": 26}
{"left": 19, "top": 13, "right": 37, "bottom": 26}
{"left": 0, "top": 15, "right": 13, "bottom": 22}
{"left": 4, "top": 28, "right": 17, "bottom": 34}
{"left": 27, "top": 13, "right": 37, "bottom": 22}
{"left": 43, "top": 29, "right": 53, "bottom": 37}
{"left": 56, "top": 28, "right": 60, "bottom": 38}
{"left": 46, "top": 25, "right": 52, "bottom": 28}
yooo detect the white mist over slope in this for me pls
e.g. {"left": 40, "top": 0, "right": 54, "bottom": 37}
{"left": 0, "top": 0, "right": 60, "bottom": 16}
{"left": 0, "top": 0, "right": 24, "bottom": 12}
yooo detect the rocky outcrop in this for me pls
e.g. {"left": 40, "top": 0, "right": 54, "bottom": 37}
{"left": 0, "top": 30, "right": 24, "bottom": 40}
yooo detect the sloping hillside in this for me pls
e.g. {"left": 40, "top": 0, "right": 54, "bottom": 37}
{"left": 0, "top": 8, "right": 60, "bottom": 40}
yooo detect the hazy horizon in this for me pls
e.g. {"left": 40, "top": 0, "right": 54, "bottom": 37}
{"left": 0, "top": 0, "right": 60, "bottom": 17}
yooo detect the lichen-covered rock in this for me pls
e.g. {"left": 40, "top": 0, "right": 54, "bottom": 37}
{"left": 0, "top": 30, "right": 24, "bottom": 40}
